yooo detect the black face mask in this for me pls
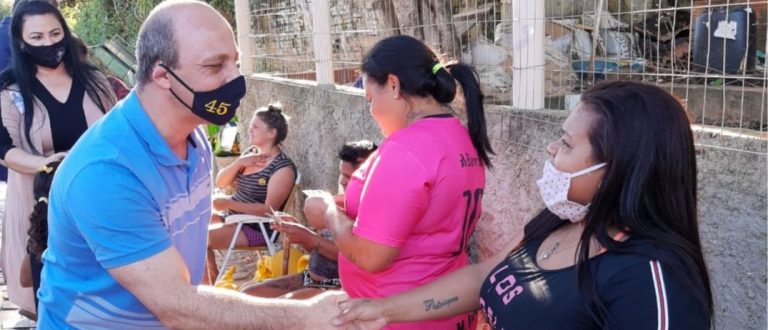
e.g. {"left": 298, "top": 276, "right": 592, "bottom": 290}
{"left": 160, "top": 64, "right": 246, "bottom": 126}
{"left": 24, "top": 38, "right": 67, "bottom": 69}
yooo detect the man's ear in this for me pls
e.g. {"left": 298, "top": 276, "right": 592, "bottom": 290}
{"left": 152, "top": 63, "right": 172, "bottom": 89}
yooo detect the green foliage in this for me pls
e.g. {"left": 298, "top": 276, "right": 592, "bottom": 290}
{"left": 0, "top": 1, "right": 11, "bottom": 19}
{"left": 58, "top": 0, "right": 239, "bottom": 153}
{"left": 61, "top": 0, "right": 236, "bottom": 47}
{"left": 61, "top": 0, "right": 155, "bottom": 46}
{"left": 207, "top": 0, "right": 234, "bottom": 25}
{"left": 208, "top": 115, "right": 241, "bottom": 157}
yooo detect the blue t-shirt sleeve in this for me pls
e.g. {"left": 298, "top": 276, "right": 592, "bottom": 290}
{"left": 64, "top": 162, "right": 172, "bottom": 269}
{"left": 600, "top": 260, "right": 709, "bottom": 330}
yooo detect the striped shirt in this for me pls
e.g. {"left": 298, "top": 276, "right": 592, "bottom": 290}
{"left": 478, "top": 237, "right": 710, "bottom": 330}
{"left": 230, "top": 152, "right": 295, "bottom": 230}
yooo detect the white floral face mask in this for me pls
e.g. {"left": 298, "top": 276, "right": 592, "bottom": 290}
{"left": 536, "top": 160, "right": 606, "bottom": 222}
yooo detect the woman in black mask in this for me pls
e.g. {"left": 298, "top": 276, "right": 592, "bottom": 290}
{"left": 0, "top": 0, "right": 115, "bottom": 317}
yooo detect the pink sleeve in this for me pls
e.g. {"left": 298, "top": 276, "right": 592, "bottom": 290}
{"left": 353, "top": 142, "right": 430, "bottom": 248}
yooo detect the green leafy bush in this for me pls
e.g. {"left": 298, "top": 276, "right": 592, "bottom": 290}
{"left": 59, "top": 0, "right": 239, "bottom": 155}
{"left": 208, "top": 116, "right": 242, "bottom": 157}
{"left": 0, "top": 1, "right": 12, "bottom": 19}
{"left": 61, "top": 0, "right": 235, "bottom": 47}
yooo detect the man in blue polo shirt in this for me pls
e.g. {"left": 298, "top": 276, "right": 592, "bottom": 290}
{"left": 38, "top": 1, "right": 345, "bottom": 328}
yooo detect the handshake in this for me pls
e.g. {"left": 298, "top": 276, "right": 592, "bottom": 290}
{"left": 299, "top": 291, "right": 389, "bottom": 330}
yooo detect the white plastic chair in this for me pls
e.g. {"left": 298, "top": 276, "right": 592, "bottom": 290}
{"left": 216, "top": 172, "right": 301, "bottom": 283}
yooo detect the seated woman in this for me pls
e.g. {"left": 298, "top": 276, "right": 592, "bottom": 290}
{"left": 206, "top": 103, "right": 296, "bottom": 281}
{"left": 334, "top": 81, "right": 713, "bottom": 330}
{"left": 240, "top": 140, "right": 378, "bottom": 299}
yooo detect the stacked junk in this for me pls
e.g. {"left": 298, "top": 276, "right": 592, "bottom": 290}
{"left": 557, "top": 6, "right": 759, "bottom": 84}
{"left": 478, "top": 3, "right": 766, "bottom": 102}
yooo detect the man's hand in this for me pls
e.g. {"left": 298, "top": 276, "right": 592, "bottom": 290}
{"left": 332, "top": 297, "right": 388, "bottom": 330}
{"left": 303, "top": 291, "right": 386, "bottom": 330}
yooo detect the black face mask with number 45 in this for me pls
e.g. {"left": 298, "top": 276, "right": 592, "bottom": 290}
{"left": 160, "top": 64, "right": 246, "bottom": 125}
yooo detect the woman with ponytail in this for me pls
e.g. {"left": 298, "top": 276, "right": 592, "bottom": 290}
{"left": 0, "top": 1, "right": 115, "bottom": 315}
{"left": 20, "top": 160, "right": 60, "bottom": 313}
{"left": 307, "top": 35, "right": 493, "bottom": 329}
{"left": 334, "top": 81, "right": 712, "bottom": 330}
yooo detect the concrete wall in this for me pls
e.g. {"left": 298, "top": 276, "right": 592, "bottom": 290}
{"left": 669, "top": 85, "right": 768, "bottom": 131}
{"left": 239, "top": 75, "right": 381, "bottom": 192}
{"left": 240, "top": 75, "right": 767, "bottom": 329}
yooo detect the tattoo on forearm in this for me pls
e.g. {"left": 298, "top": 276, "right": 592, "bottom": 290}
{"left": 423, "top": 297, "right": 459, "bottom": 312}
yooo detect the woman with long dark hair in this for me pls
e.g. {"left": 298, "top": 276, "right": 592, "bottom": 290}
{"left": 334, "top": 81, "right": 712, "bottom": 330}
{"left": 306, "top": 35, "right": 494, "bottom": 329}
{"left": 19, "top": 160, "right": 60, "bottom": 313}
{"left": 0, "top": 1, "right": 115, "bottom": 314}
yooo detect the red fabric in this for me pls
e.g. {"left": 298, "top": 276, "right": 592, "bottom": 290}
{"left": 107, "top": 76, "right": 130, "bottom": 101}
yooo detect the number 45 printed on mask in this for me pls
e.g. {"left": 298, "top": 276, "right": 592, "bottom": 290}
{"left": 455, "top": 188, "right": 483, "bottom": 256}
{"left": 205, "top": 100, "right": 231, "bottom": 115}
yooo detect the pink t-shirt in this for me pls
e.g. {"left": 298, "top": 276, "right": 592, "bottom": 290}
{"left": 341, "top": 116, "right": 485, "bottom": 330}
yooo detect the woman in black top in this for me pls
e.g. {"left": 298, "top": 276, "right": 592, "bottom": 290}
{"left": 206, "top": 103, "right": 297, "bottom": 281}
{"left": 0, "top": 1, "right": 114, "bottom": 315}
{"left": 333, "top": 81, "right": 713, "bottom": 330}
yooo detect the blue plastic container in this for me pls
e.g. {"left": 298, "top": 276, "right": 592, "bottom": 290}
{"left": 692, "top": 6, "right": 757, "bottom": 73}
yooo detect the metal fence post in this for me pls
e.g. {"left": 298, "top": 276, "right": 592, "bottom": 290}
{"left": 511, "top": 0, "right": 545, "bottom": 110}
{"left": 234, "top": 0, "right": 253, "bottom": 75}
{"left": 312, "top": 0, "right": 335, "bottom": 86}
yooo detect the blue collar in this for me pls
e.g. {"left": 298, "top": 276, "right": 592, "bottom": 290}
{"left": 122, "top": 90, "right": 197, "bottom": 167}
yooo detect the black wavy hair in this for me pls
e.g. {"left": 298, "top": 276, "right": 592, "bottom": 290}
{"left": 0, "top": 1, "right": 112, "bottom": 155}
{"left": 522, "top": 81, "right": 712, "bottom": 327}
{"left": 254, "top": 103, "right": 290, "bottom": 146}
{"left": 27, "top": 160, "right": 60, "bottom": 260}
{"left": 360, "top": 35, "right": 494, "bottom": 168}
{"left": 338, "top": 140, "right": 378, "bottom": 166}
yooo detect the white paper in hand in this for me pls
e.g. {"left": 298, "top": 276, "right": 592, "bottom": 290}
{"left": 302, "top": 189, "right": 329, "bottom": 198}
{"left": 268, "top": 206, "right": 290, "bottom": 225}
{"left": 219, "top": 124, "right": 239, "bottom": 151}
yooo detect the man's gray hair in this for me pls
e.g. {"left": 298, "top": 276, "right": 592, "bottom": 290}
{"left": 135, "top": 9, "right": 178, "bottom": 87}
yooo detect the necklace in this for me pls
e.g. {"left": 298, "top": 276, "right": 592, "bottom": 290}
{"left": 538, "top": 242, "right": 560, "bottom": 261}
{"left": 537, "top": 224, "right": 583, "bottom": 261}
{"left": 537, "top": 242, "right": 581, "bottom": 261}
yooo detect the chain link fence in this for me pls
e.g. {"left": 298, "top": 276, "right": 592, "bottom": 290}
{"left": 244, "top": 0, "right": 766, "bottom": 133}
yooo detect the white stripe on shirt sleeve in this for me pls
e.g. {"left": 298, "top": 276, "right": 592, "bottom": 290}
{"left": 649, "top": 260, "right": 669, "bottom": 330}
